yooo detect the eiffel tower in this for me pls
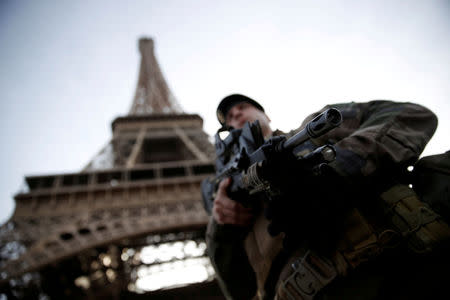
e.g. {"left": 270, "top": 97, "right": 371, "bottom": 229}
{"left": 0, "top": 38, "right": 223, "bottom": 299}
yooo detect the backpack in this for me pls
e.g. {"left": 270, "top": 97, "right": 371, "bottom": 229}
{"left": 412, "top": 150, "right": 450, "bottom": 223}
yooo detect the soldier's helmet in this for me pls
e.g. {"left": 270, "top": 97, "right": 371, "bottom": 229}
{"left": 216, "top": 94, "right": 265, "bottom": 125}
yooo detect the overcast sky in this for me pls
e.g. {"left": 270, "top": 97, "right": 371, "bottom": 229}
{"left": 1, "top": 0, "right": 449, "bottom": 225}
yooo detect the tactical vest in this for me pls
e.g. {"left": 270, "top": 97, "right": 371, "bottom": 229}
{"left": 244, "top": 184, "right": 450, "bottom": 300}
{"left": 412, "top": 150, "right": 450, "bottom": 224}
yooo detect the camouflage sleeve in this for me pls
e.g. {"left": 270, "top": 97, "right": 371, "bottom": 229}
{"left": 206, "top": 218, "right": 256, "bottom": 299}
{"left": 303, "top": 100, "right": 438, "bottom": 178}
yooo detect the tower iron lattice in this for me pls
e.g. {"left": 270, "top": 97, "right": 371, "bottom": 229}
{"left": 0, "top": 38, "right": 223, "bottom": 299}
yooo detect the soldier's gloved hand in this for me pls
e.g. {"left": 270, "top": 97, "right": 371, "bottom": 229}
{"left": 212, "top": 178, "right": 255, "bottom": 226}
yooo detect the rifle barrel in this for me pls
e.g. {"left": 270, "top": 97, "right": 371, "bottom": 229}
{"left": 282, "top": 108, "right": 342, "bottom": 150}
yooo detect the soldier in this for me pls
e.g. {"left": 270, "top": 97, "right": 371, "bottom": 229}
{"left": 206, "top": 94, "right": 449, "bottom": 299}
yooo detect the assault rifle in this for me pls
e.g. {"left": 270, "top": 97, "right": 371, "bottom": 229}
{"left": 201, "top": 108, "right": 343, "bottom": 215}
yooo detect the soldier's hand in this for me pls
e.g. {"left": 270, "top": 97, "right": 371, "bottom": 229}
{"left": 213, "top": 178, "right": 254, "bottom": 226}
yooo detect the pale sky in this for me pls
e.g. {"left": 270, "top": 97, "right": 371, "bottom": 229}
{"left": 1, "top": 0, "right": 449, "bottom": 225}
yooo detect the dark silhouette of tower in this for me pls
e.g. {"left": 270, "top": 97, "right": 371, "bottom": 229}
{"left": 0, "top": 38, "right": 222, "bottom": 299}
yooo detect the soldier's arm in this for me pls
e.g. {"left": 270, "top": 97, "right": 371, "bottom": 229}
{"left": 333, "top": 100, "right": 437, "bottom": 178}
{"left": 206, "top": 178, "right": 256, "bottom": 299}
{"left": 206, "top": 218, "right": 256, "bottom": 299}
{"left": 303, "top": 100, "right": 437, "bottom": 179}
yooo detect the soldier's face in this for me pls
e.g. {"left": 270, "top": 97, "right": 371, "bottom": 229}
{"left": 226, "top": 102, "right": 271, "bottom": 131}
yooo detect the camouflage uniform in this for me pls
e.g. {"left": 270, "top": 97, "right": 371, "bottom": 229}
{"left": 206, "top": 100, "right": 441, "bottom": 300}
